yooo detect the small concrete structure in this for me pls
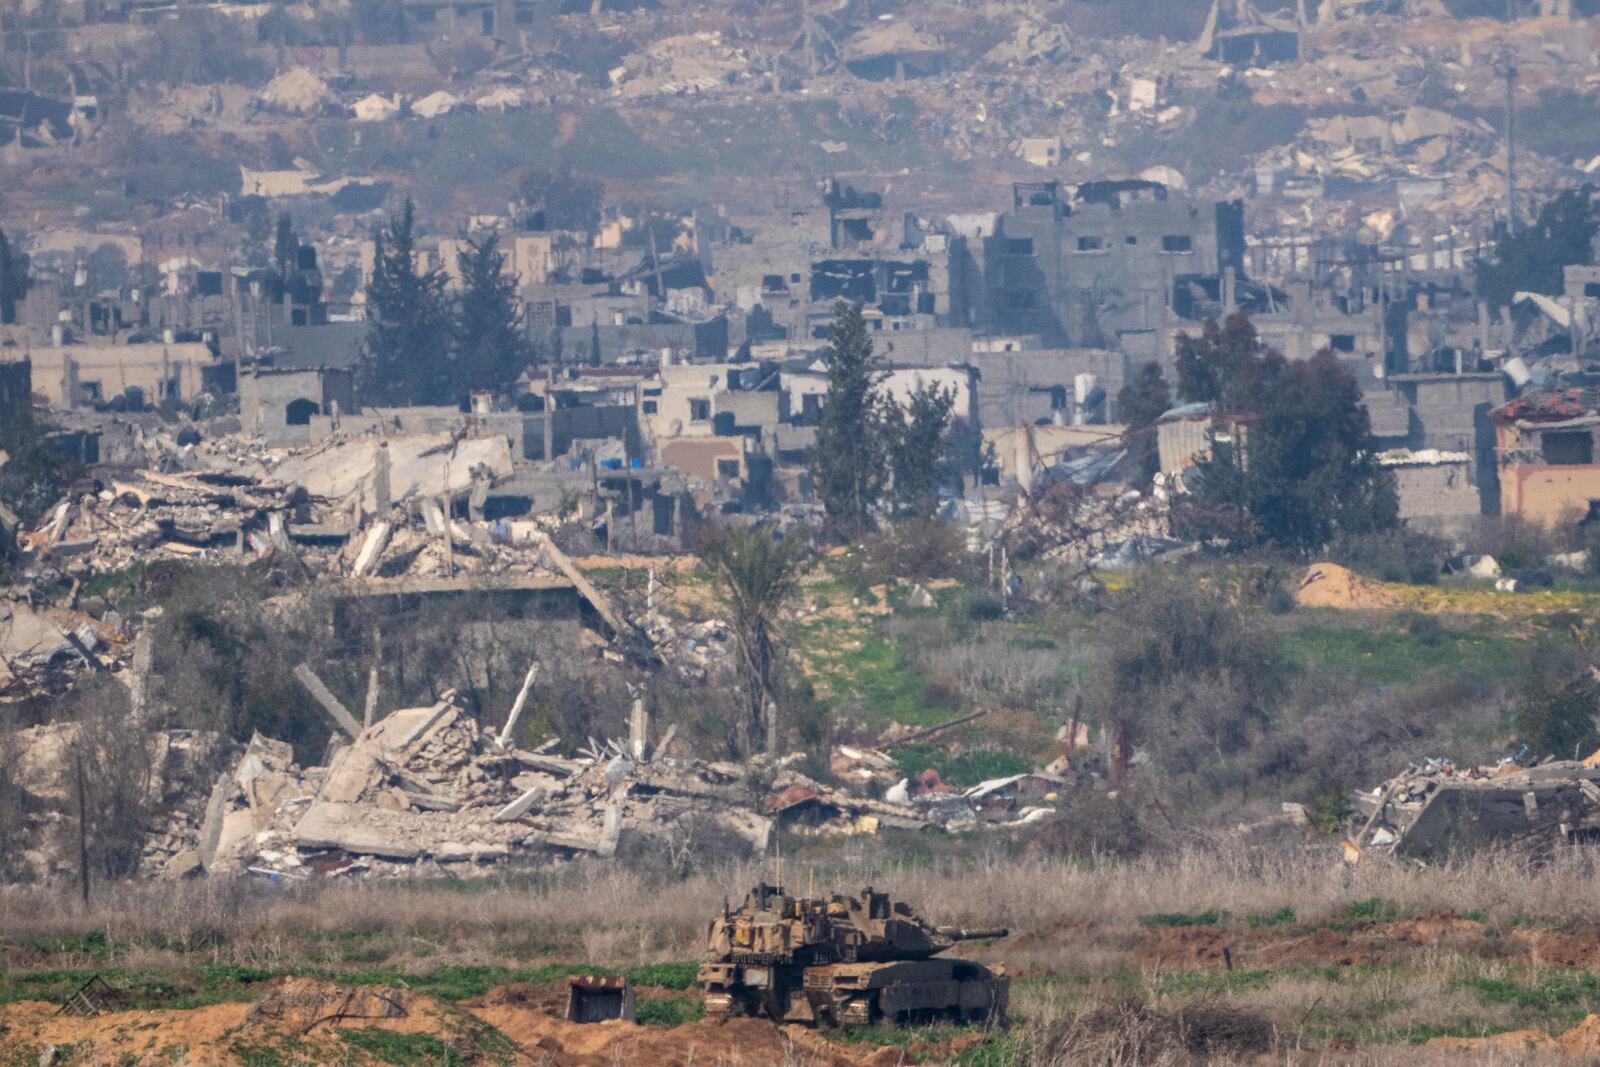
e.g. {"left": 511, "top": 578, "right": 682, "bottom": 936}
{"left": 240, "top": 366, "right": 356, "bottom": 445}
{"left": 1377, "top": 449, "right": 1479, "bottom": 531}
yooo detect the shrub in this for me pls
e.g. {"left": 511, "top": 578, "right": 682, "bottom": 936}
{"left": 849, "top": 520, "right": 976, "bottom": 587}
{"left": 1037, "top": 995, "right": 1276, "bottom": 1062}
{"left": 1138, "top": 910, "right": 1226, "bottom": 928}
{"left": 1331, "top": 528, "right": 1445, "bottom": 585}
{"left": 1028, "top": 788, "right": 1163, "bottom": 860}
{"left": 961, "top": 592, "right": 1006, "bottom": 623}
{"left": 1399, "top": 611, "right": 1449, "bottom": 647}
{"left": 1515, "top": 674, "right": 1600, "bottom": 762}
{"left": 1467, "top": 516, "right": 1561, "bottom": 573}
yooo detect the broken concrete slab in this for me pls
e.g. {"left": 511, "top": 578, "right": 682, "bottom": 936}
{"left": 291, "top": 801, "right": 430, "bottom": 859}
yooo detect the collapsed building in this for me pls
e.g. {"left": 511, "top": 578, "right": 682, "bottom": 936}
{"left": 7, "top": 685, "right": 1068, "bottom": 882}
{"left": 1348, "top": 755, "right": 1600, "bottom": 862}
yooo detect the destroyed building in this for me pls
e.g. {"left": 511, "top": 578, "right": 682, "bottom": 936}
{"left": 966, "top": 181, "right": 1244, "bottom": 350}
{"left": 1349, "top": 755, "right": 1600, "bottom": 862}
{"left": 1494, "top": 389, "right": 1600, "bottom": 524}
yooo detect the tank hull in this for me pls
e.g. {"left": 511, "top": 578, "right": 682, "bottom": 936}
{"left": 699, "top": 958, "right": 1008, "bottom": 1029}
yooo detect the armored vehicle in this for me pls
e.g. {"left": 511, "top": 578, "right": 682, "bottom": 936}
{"left": 698, "top": 883, "right": 1008, "bottom": 1028}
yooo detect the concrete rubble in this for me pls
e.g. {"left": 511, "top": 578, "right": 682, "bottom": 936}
{"left": 0, "top": 432, "right": 661, "bottom": 703}
{"left": 133, "top": 691, "right": 974, "bottom": 879}
{"left": 4, "top": 680, "right": 1079, "bottom": 882}
{"left": 1346, "top": 755, "right": 1600, "bottom": 862}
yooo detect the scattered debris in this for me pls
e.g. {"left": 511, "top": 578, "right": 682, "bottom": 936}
{"left": 56, "top": 977, "right": 120, "bottom": 1019}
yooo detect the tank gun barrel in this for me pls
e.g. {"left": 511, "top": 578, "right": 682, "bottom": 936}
{"left": 935, "top": 926, "right": 1009, "bottom": 941}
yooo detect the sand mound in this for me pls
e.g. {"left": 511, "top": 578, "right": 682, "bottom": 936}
{"left": 1557, "top": 1013, "right": 1600, "bottom": 1056}
{"left": 0, "top": 977, "right": 987, "bottom": 1065}
{"left": 1426, "top": 1013, "right": 1600, "bottom": 1056}
{"left": 1294, "top": 563, "right": 1398, "bottom": 610}
{"left": 467, "top": 999, "right": 984, "bottom": 1067}
{"left": 0, "top": 999, "right": 251, "bottom": 1062}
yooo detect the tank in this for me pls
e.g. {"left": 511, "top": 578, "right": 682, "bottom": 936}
{"left": 698, "top": 883, "right": 1009, "bottom": 1028}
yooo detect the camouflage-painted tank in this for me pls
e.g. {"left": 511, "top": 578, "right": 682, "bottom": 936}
{"left": 698, "top": 883, "right": 1008, "bottom": 1028}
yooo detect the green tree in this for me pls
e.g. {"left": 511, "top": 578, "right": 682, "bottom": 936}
{"left": 1516, "top": 677, "right": 1600, "bottom": 761}
{"left": 1476, "top": 188, "right": 1600, "bottom": 309}
{"left": 454, "top": 232, "right": 531, "bottom": 395}
{"left": 0, "top": 227, "right": 27, "bottom": 325}
{"left": 1117, "top": 360, "right": 1172, "bottom": 430}
{"left": 813, "top": 302, "right": 890, "bottom": 540}
{"left": 701, "top": 526, "right": 810, "bottom": 755}
{"left": 1175, "top": 333, "right": 1397, "bottom": 552}
{"left": 1174, "top": 312, "right": 1284, "bottom": 410}
{"left": 1, "top": 401, "right": 80, "bottom": 531}
{"left": 887, "top": 383, "right": 955, "bottom": 521}
{"left": 588, "top": 320, "right": 602, "bottom": 368}
{"left": 361, "top": 200, "right": 451, "bottom": 407}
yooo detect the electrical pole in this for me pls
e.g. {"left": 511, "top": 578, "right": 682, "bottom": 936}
{"left": 1496, "top": 40, "right": 1519, "bottom": 236}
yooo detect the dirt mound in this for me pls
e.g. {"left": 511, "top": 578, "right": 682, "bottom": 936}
{"left": 0, "top": 999, "right": 250, "bottom": 1063}
{"left": 467, "top": 996, "right": 985, "bottom": 1067}
{"left": 467, "top": 1006, "right": 853, "bottom": 1066}
{"left": 1294, "top": 563, "right": 1399, "bottom": 609}
{"left": 1427, "top": 1013, "right": 1600, "bottom": 1056}
{"left": 241, "top": 975, "right": 423, "bottom": 1034}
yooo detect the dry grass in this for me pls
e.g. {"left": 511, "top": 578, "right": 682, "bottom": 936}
{"left": 7, "top": 846, "right": 1600, "bottom": 972}
{"left": 10, "top": 848, "right": 1600, "bottom": 1061}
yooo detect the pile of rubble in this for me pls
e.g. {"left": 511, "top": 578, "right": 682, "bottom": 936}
{"left": 1346, "top": 753, "right": 1600, "bottom": 862}
{"left": 139, "top": 687, "right": 971, "bottom": 879}
{"left": 830, "top": 742, "right": 1073, "bottom": 831}
{"left": 0, "top": 599, "right": 127, "bottom": 703}
{"left": 6, "top": 670, "right": 1079, "bottom": 882}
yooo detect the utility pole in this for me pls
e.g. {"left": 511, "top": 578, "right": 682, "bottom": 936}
{"left": 1498, "top": 44, "right": 1519, "bottom": 235}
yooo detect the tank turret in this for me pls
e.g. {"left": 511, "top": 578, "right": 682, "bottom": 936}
{"left": 699, "top": 885, "right": 1009, "bottom": 1028}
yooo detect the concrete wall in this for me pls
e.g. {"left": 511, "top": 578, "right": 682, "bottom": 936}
{"left": 1392, "top": 373, "right": 1508, "bottom": 515}
{"left": 524, "top": 405, "right": 640, "bottom": 460}
{"left": 240, "top": 367, "right": 356, "bottom": 446}
{"left": 967, "top": 348, "right": 1125, "bottom": 427}
{"left": 718, "top": 389, "right": 781, "bottom": 434}
{"left": 1500, "top": 463, "right": 1600, "bottom": 525}
{"left": 1496, "top": 416, "right": 1600, "bottom": 524}
{"left": 309, "top": 408, "right": 528, "bottom": 457}
{"left": 986, "top": 424, "right": 1125, "bottom": 485}
{"left": 659, "top": 436, "right": 746, "bottom": 481}
{"left": 640, "top": 362, "right": 738, "bottom": 439}
{"left": 23, "top": 342, "right": 212, "bottom": 409}
{"left": 439, "top": 234, "right": 554, "bottom": 291}
{"left": 1389, "top": 461, "right": 1480, "bottom": 526}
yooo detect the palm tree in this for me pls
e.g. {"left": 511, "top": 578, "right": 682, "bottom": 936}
{"left": 701, "top": 526, "right": 810, "bottom": 755}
